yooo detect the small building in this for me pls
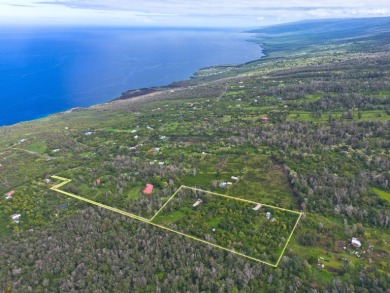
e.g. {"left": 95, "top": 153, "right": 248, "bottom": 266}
{"left": 11, "top": 214, "right": 21, "bottom": 223}
{"left": 5, "top": 190, "right": 15, "bottom": 197}
{"left": 19, "top": 139, "right": 26, "bottom": 144}
{"left": 253, "top": 204, "right": 262, "bottom": 211}
{"left": 160, "top": 135, "right": 167, "bottom": 140}
{"left": 153, "top": 147, "right": 160, "bottom": 152}
{"left": 85, "top": 131, "right": 93, "bottom": 135}
{"left": 219, "top": 182, "right": 227, "bottom": 188}
{"left": 158, "top": 162, "right": 164, "bottom": 166}
{"left": 43, "top": 179, "right": 52, "bottom": 184}
{"left": 193, "top": 199, "right": 203, "bottom": 207}
{"left": 261, "top": 117, "right": 269, "bottom": 121}
{"left": 96, "top": 179, "right": 101, "bottom": 185}
{"left": 266, "top": 212, "right": 271, "bottom": 220}
{"left": 143, "top": 184, "right": 153, "bottom": 195}
{"left": 351, "top": 237, "right": 362, "bottom": 248}
{"left": 231, "top": 176, "right": 240, "bottom": 181}
{"left": 0, "top": 163, "right": 3, "bottom": 168}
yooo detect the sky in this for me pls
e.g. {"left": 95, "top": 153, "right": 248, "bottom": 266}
{"left": 1, "top": 0, "right": 390, "bottom": 27}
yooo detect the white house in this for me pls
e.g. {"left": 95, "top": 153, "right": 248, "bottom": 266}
{"left": 193, "top": 199, "right": 203, "bottom": 207}
{"left": 351, "top": 237, "right": 362, "bottom": 248}
{"left": 11, "top": 214, "right": 21, "bottom": 223}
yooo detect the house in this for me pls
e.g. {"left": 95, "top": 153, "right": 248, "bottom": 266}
{"left": 131, "top": 130, "right": 137, "bottom": 133}
{"left": 96, "top": 179, "right": 101, "bottom": 185}
{"left": 160, "top": 135, "right": 167, "bottom": 140}
{"left": 143, "top": 184, "right": 153, "bottom": 195}
{"left": 193, "top": 199, "right": 203, "bottom": 207}
{"left": 158, "top": 162, "right": 164, "bottom": 166}
{"left": 351, "top": 237, "right": 362, "bottom": 248}
{"left": 219, "top": 182, "right": 227, "bottom": 188}
{"left": 5, "top": 190, "right": 15, "bottom": 198}
{"left": 261, "top": 117, "right": 269, "bottom": 121}
{"left": 253, "top": 204, "right": 262, "bottom": 211}
{"left": 43, "top": 179, "right": 51, "bottom": 184}
{"left": 266, "top": 212, "right": 271, "bottom": 220}
{"left": 219, "top": 182, "right": 232, "bottom": 188}
{"left": 11, "top": 214, "right": 21, "bottom": 223}
{"left": 231, "top": 176, "right": 240, "bottom": 181}
{"left": 0, "top": 163, "right": 3, "bottom": 168}
{"left": 85, "top": 131, "right": 93, "bottom": 135}
{"left": 153, "top": 147, "right": 160, "bottom": 152}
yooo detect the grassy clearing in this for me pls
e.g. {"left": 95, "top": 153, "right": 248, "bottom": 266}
{"left": 128, "top": 185, "right": 143, "bottom": 199}
{"left": 24, "top": 141, "right": 48, "bottom": 154}
{"left": 373, "top": 187, "right": 390, "bottom": 203}
{"left": 287, "top": 110, "right": 389, "bottom": 123}
{"left": 102, "top": 127, "right": 134, "bottom": 133}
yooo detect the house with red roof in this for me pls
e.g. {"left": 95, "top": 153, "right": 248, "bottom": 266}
{"left": 143, "top": 184, "right": 153, "bottom": 195}
{"left": 261, "top": 117, "right": 269, "bottom": 121}
{"left": 5, "top": 190, "right": 14, "bottom": 199}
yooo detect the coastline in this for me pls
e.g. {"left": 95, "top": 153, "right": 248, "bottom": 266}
{"left": 0, "top": 32, "right": 264, "bottom": 128}
{"left": 0, "top": 31, "right": 264, "bottom": 128}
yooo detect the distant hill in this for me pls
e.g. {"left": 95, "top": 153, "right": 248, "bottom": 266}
{"left": 249, "top": 17, "right": 390, "bottom": 36}
{"left": 248, "top": 17, "right": 390, "bottom": 58}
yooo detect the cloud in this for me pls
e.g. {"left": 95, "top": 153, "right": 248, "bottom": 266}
{"left": 1, "top": 0, "right": 390, "bottom": 27}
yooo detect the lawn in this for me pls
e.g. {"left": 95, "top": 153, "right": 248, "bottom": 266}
{"left": 287, "top": 110, "right": 389, "bottom": 123}
{"left": 373, "top": 187, "right": 390, "bottom": 203}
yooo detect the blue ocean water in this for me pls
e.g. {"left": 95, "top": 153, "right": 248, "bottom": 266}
{"left": 0, "top": 27, "right": 262, "bottom": 126}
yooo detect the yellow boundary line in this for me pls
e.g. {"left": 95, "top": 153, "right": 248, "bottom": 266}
{"left": 184, "top": 186, "right": 302, "bottom": 214}
{"left": 149, "top": 186, "right": 184, "bottom": 221}
{"left": 50, "top": 176, "right": 302, "bottom": 267}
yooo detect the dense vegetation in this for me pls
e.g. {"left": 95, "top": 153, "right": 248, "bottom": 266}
{"left": 0, "top": 17, "right": 389, "bottom": 292}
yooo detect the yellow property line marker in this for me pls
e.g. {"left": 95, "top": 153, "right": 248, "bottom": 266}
{"left": 50, "top": 176, "right": 301, "bottom": 267}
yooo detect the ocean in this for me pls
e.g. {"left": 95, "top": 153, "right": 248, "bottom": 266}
{"left": 0, "top": 27, "right": 263, "bottom": 126}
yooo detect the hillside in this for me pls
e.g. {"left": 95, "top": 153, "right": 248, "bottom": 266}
{"left": 0, "top": 17, "right": 389, "bottom": 292}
